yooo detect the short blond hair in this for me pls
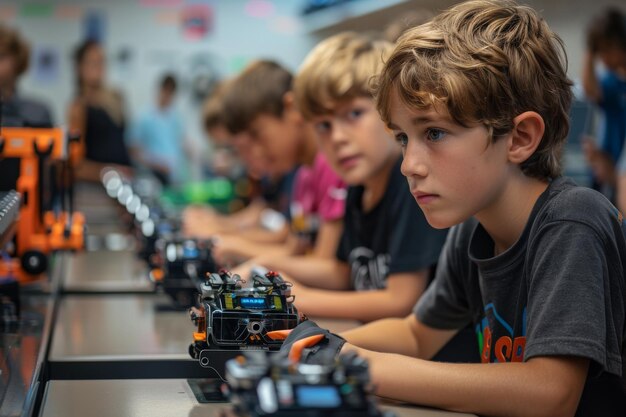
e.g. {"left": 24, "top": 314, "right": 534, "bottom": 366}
{"left": 375, "top": 0, "right": 573, "bottom": 180}
{"left": 295, "top": 32, "right": 393, "bottom": 120}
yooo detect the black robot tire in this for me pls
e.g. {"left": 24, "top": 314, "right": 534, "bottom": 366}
{"left": 21, "top": 250, "right": 48, "bottom": 275}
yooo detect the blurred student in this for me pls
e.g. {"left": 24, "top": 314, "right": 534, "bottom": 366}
{"left": 209, "top": 60, "right": 346, "bottom": 265}
{"left": 0, "top": 24, "right": 54, "bottom": 192}
{"left": 68, "top": 40, "right": 132, "bottom": 182}
{"left": 0, "top": 24, "right": 53, "bottom": 128}
{"left": 128, "top": 74, "right": 188, "bottom": 186}
{"left": 184, "top": 82, "right": 293, "bottom": 245}
{"left": 581, "top": 8, "right": 626, "bottom": 201}
{"left": 233, "top": 33, "right": 448, "bottom": 322}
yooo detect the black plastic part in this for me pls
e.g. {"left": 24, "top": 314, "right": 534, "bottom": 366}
{"left": 20, "top": 250, "right": 48, "bottom": 275}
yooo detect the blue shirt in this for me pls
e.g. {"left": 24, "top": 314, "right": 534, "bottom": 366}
{"left": 598, "top": 71, "right": 626, "bottom": 164}
{"left": 129, "top": 106, "right": 186, "bottom": 183}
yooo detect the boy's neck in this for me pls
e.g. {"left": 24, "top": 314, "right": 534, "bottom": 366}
{"left": 362, "top": 152, "right": 399, "bottom": 212}
{"left": 299, "top": 124, "right": 319, "bottom": 166}
{"left": 476, "top": 172, "right": 549, "bottom": 256}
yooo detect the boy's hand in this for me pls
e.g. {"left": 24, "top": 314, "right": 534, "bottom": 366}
{"left": 182, "top": 206, "right": 219, "bottom": 238}
{"left": 211, "top": 235, "right": 248, "bottom": 266}
{"left": 277, "top": 320, "right": 345, "bottom": 365}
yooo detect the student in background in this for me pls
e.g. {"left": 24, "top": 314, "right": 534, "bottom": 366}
{"left": 0, "top": 24, "right": 53, "bottom": 128}
{"left": 581, "top": 8, "right": 626, "bottom": 201}
{"left": 232, "top": 33, "right": 448, "bottom": 322}
{"left": 128, "top": 74, "right": 188, "bottom": 186}
{"left": 184, "top": 81, "right": 292, "bottom": 245}
{"left": 0, "top": 24, "right": 54, "bottom": 192}
{"left": 208, "top": 60, "right": 346, "bottom": 266}
{"left": 68, "top": 40, "right": 132, "bottom": 182}
{"left": 279, "top": 2, "right": 626, "bottom": 415}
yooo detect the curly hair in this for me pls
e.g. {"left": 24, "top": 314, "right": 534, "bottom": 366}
{"left": 374, "top": 0, "right": 573, "bottom": 180}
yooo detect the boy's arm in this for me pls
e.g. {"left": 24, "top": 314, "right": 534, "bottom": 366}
{"left": 212, "top": 235, "right": 295, "bottom": 266}
{"left": 352, "top": 346, "right": 588, "bottom": 417}
{"left": 311, "top": 219, "right": 344, "bottom": 258}
{"left": 184, "top": 200, "right": 266, "bottom": 237}
{"left": 293, "top": 270, "right": 429, "bottom": 322}
{"left": 340, "top": 314, "right": 459, "bottom": 359}
{"left": 227, "top": 225, "right": 289, "bottom": 244}
{"left": 231, "top": 255, "right": 351, "bottom": 290}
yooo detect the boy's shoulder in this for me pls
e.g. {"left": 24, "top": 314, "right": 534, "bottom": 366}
{"left": 449, "top": 178, "right": 623, "bottom": 258}
{"left": 535, "top": 177, "right": 624, "bottom": 234}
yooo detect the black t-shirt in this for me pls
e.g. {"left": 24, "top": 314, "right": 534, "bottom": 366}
{"left": 415, "top": 177, "right": 626, "bottom": 416}
{"left": 336, "top": 157, "right": 448, "bottom": 290}
{"left": 260, "top": 168, "right": 298, "bottom": 221}
{"left": 84, "top": 105, "right": 131, "bottom": 166}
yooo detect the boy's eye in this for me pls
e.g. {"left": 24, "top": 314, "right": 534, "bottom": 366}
{"left": 395, "top": 133, "right": 408, "bottom": 148}
{"left": 426, "top": 128, "right": 446, "bottom": 142}
{"left": 346, "top": 108, "right": 363, "bottom": 120}
{"left": 314, "top": 121, "right": 332, "bottom": 135}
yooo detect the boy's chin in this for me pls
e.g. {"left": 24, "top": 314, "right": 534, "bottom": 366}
{"left": 421, "top": 211, "right": 464, "bottom": 230}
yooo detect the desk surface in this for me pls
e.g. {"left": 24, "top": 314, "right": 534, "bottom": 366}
{"left": 50, "top": 295, "right": 358, "bottom": 360}
{"left": 63, "top": 250, "right": 153, "bottom": 293}
{"left": 48, "top": 294, "right": 359, "bottom": 379}
{"left": 39, "top": 379, "right": 476, "bottom": 417}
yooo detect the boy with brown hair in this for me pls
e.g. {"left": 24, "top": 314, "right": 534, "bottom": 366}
{"left": 209, "top": 60, "right": 346, "bottom": 264}
{"left": 279, "top": 1, "right": 626, "bottom": 415}
{"left": 232, "top": 32, "right": 448, "bottom": 323}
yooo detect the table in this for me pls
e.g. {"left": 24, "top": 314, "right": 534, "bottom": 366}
{"left": 62, "top": 250, "right": 153, "bottom": 294}
{"left": 47, "top": 295, "right": 360, "bottom": 380}
{"left": 0, "top": 253, "right": 65, "bottom": 417}
{"left": 38, "top": 379, "right": 477, "bottom": 417}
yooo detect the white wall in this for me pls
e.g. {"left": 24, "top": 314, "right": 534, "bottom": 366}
{"left": 3, "top": 0, "right": 316, "bottom": 178}
{"left": 4, "top": 0, "right": 626, "bottom": 165}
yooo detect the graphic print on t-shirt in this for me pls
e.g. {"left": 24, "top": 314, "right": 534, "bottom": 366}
{"left": 347, "top": 247, "right": 390, "bottom": 290}
{"left": 475, "top": 303, "right": 527, "bottom": 363}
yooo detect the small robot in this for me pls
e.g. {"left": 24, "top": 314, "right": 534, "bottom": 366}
{"left": 189, "top": 270, "right": 302, "bottom": 367}
{"left": 149, "top": 237, "right": 217, "bottom": 308}
{"left": 224, "top": 350, "right": 395, "bottom": 417}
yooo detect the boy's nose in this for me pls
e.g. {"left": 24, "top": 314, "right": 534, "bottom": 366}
{"left": 401, "top": 142, "right": 428, "bottom": 178}
{"left": 330, "top": 122, "right": 349, "bottom": 145}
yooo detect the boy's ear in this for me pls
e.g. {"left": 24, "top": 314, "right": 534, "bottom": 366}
{"left": 282, "top": 91, "right": 295, "bottom": 111}
{"left": 282, "top": 91, "right": 303, "bottom": 122}
{"left": 507, "top": 111, "right": 545, "bottom": 165}
{"left": 283, "top": 91, "right": 300, "bottom": 118}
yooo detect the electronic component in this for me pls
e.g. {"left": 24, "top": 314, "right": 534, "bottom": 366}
{"left": 225, "top": 351, "right": 395, "bottom": 417}
{"left": 150, "top": 237, "right": 217, "bottom": 308}
{"left": 189, "top": 270, "right": 302, "bottom": 365}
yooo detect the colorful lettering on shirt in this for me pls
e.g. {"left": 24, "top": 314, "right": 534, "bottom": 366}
{"left": 476, "top": 304, "right": 527, "bottom": 363}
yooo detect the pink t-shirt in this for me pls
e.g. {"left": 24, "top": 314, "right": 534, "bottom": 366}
{"left": 290, "top": 152, "right": 346, "bottom": 242}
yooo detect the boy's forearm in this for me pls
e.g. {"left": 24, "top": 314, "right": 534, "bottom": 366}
{"left": 230, "top": 239, "right": 292, "bottom": 261}
{"left": 224, "top": 225, "right": 289, "bottom": 244}
{"left": 214, "top": 201, "right": 266, "bottom": 233}
{"left": 340, "top": 317, "right": 419, "bottom": 357}
{"left": 356, "top": 350, "right": 587, "bottom": 417}
{"left": 259, "top": 255, "right": 349, "bottom": 290}
{"left": 296, "top": 288, "right": 416, "bottom": 322}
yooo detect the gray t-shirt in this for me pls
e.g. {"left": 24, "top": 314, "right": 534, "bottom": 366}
{"left": 415, "top": 177, "right": 626, "bottom": 416}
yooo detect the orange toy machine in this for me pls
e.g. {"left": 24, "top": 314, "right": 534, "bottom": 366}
{"left": 0, "top": 127, "right": 85, "bottom": 282}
